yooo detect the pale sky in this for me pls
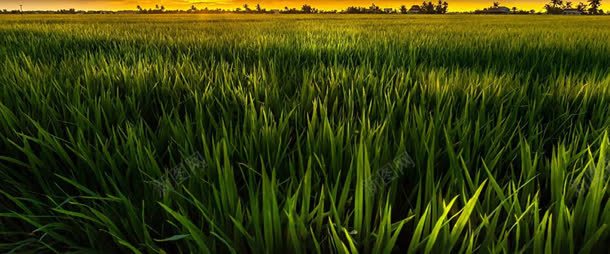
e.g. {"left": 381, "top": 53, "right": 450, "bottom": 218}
{"left": 0, "top": 0, "right": 554, "bottom": 12}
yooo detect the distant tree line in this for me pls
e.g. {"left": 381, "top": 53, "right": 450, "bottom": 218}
{"left": 0, "top": 9, "right": 121, "bottom": 14}
{"left": 0, "top": 3, "right": 441, "bottom": 15}
{"left": 419, "top": 0, "right": 449, "bottom": 14}
{"left": 344, "top": 4, "right": 389, "bottom": 14}
{"left": 473, "top": 2, "right": 537, "bottom": 14}
{"left": 471, "top": 0, "right": 603, "bottom": 14}
{"left": 132, "top": 2, "right": 444, "bottom": 14}
{"left": 544, "top": 0, "right": 603, "bottom": 14}
{"left": 132, "top": 4, "right": 337, "bottom": 14}
{"left": 1, "top": 9, "right": 22, "bottom": 14}
{"left": 1, "top": 0, "right": 605, "bottom": 15}
{"left": 343, "top": 1, "right": 447, "bottom": 14}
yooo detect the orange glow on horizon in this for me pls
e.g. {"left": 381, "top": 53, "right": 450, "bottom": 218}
{"left": 0, "top": 0, "right": 551, "bottom": 12}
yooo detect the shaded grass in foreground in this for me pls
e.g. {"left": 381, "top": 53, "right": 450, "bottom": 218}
{"left": 1, "top": 14, "right": 610, "bottom": 253}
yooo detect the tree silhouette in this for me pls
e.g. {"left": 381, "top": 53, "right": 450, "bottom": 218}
{"left": 435, "top": 0, "right": 443, "bottom": 12}
{"left": 551, "top": 0, "right": 563, "bottom": 7}
{"left": 369, "top": 3, "right": 381, "bottom": 13}
{"left": 577, "top": 2, "right": 587, "bottom": 11}
{"left": 137, "top": 5, "right": 142, "bottom": 12}
{"left": 544, "top": 0, "right": 565, "bottom": 13}
{"left": 435, "top": 0, "right": 448, "bottom": 13}
{"left": 400, "top": 5, "right": 408, "bottom": 13}
{"left": 421, "top": 1, "right": 434, "bottom": 13}
{"left": 512, "top": 6, "right": 517, "bottom": 12}
{"left": 256, "top": 3, "right": 262, "bottom": 12}
{"left": 419, "top": 0, "right": 448, "bottom": 13}
{"left": 243, "top": 4, "right": 250, "bottom": 12}
{"left": 565, "top": 1, "right": 573, "bottom": 8}
{"left": 301, "top": 4, "right": 313, "bottom": 13}
{"left": 588, "top": 0, "right": 601, "bottom": 14}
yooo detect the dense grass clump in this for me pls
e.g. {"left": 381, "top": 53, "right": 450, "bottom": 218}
{"left": 1, "top": 14, "right": 610, "bottom": 253}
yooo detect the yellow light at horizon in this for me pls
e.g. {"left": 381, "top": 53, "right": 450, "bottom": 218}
{"left": 0, "top": 0, "right": 550, "bottom": 12}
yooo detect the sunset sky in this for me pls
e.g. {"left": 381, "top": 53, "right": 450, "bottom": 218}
{"left": 0, "top": 0, "right": 554, "bottom": 12}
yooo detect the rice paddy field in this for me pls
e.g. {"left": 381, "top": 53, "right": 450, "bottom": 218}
{"left": 1, "top": 14, "right": 610, "bottom": 253}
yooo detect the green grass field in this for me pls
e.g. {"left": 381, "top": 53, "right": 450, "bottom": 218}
{"left": 1, "top": 14, "right": 610, "bottom": 253}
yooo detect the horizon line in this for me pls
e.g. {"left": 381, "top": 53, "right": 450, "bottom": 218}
{"left": 0, "top": 6, "right": 551, "bottom": 13}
